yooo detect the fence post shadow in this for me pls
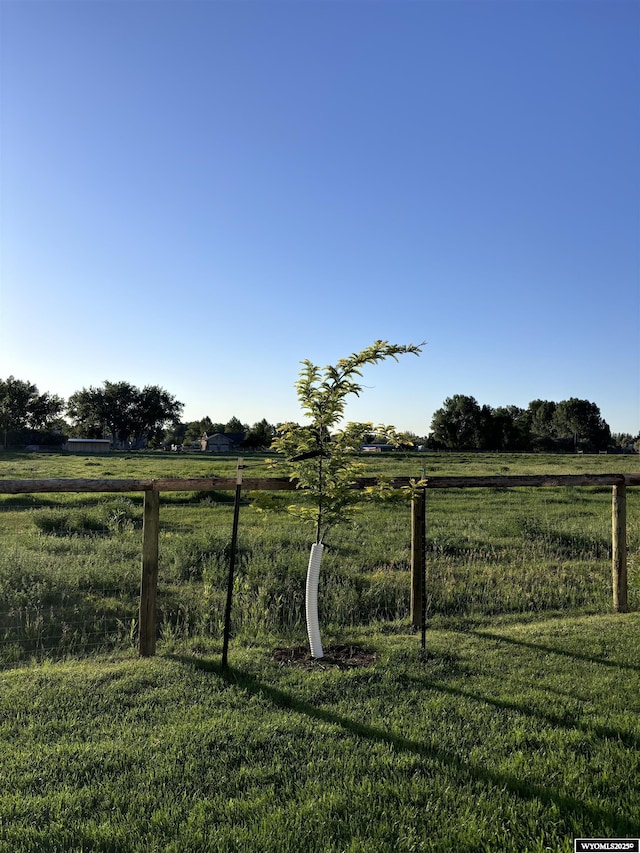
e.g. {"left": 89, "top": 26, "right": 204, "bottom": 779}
{"left": 169, "top": 651, "right": 640, "bottom": 839}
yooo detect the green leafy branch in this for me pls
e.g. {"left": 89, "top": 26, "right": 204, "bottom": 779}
{"left": 270, "top": 340, "right": 424, "bottom": 543}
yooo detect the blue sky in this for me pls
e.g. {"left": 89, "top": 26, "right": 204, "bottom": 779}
{"left": 1, "top": 0, "right": 638, "bottom": 436}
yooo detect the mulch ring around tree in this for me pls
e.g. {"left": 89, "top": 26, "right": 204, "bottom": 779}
{"left": 272, "top": 644, "right": 376, "bottom": 670}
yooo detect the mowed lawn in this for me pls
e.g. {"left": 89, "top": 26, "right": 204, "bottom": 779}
{"left": 1, "top": 615, "right": 639, "bottom": 852}
{"left": 0, "top": 451, "right": 638, "bottom": 851}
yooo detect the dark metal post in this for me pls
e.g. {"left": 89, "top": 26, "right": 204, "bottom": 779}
{"left": 222, "top": 458, "right": 243, "bottom": 670}
{"left": 410, "top": 489, "right": 425, "bottom": 628}
{"left": 420, "top": 489, "right": 427, "bottom": 654}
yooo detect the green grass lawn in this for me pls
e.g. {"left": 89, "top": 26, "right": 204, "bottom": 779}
{"left": 1, "top": 447, "right": 638, "bottom": 480}
{"left": 0, "top": 450, "right": 638, "bottom": 662}
{"left": 1, "top": 615, "right": 639, "bottom": 852}
{"left": 0, "top": 450, "right": 638, "bottom": 850}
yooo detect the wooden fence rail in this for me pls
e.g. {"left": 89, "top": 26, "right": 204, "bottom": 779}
{"left": 0, "top": 473, "right": 637, "bottom": 655}
{"left": 1, "top": 472, "right": 639, "bottom": 495}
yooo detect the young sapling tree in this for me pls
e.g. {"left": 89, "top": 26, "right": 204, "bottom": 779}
{"left": 271, "top": 339, "right": 424, "bottom": 657}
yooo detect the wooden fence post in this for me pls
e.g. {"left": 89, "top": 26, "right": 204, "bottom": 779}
{"left": 612, "top": 484, "right": 628, "bottom": 613}
{"left": 411, "top": 489, "right": 426, "bottom": 630}
{"left": 139, "top": 488, "right": 160, "bottom": 656}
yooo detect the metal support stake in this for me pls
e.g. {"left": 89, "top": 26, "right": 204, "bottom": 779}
{"left": 421, "top": 489, "right": 427, "bottom": 655}
{"left": 222, "top": 458, "right": 244, "bottom": 671}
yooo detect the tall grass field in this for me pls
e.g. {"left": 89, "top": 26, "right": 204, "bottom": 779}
{"left": 0, "top": 450, "right": 638, "bottom": 851}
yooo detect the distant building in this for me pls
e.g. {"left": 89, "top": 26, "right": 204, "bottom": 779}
{"left": 66, "top": 438, "right": 111, "bottom": 453}
{"left": 200, "top": 432, "right": 245, "bottom": 453}
{"left": 361, "top": 444, "right": 395, "bottom": 453}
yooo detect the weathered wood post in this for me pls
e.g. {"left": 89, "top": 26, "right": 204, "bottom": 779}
{"left": 139, "top": 487, "right": 160, "bottom": 656}
{"left": 411, "top": 488, "right": 426, "bottom": 632}
{"left": 612, "top": 483, "right": 628, "bottom": 612}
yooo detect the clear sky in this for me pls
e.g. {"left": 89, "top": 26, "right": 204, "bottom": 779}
{"left": 1, "top": 0, "right": 638, "bottom": 436}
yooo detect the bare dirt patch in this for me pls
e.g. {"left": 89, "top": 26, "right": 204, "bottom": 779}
{"left": 272, "top": 644, "right": 376, "bottom": 670}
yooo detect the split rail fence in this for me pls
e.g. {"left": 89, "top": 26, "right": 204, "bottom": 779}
{"left": 0, "top": 473, "right": 638, "bottom": 657}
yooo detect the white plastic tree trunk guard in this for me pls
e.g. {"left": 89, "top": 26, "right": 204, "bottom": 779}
{"left": 305, "top": 542, "right": 324, "bottom": 658}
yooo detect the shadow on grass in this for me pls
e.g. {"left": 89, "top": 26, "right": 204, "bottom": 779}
{"left": 404, "top": 676, "right": 640, "bottom": 751}
{"left": 471, "top": 630, "right": 640, "bottom": 673}
{"left": 171, "top": 652, "right": 639, "bottom": 838}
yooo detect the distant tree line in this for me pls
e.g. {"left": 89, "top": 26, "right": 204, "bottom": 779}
{"left": 0, "top": 377, "right": 183, "bottom": 450}
{"left": 427, "top": 394, "right": 624, "bottom": 452}
{"left": 66, "top": 382, "right": 183, "bottom": 448}
{"left": 0, "top": 376, "right": 637, "bottom": 452}
{"left": 163, "top": 416, "right": 276, "bottom": 450}
{"left": 0, "top": 376, "right": 66, "bottom": 449}
{"left": 0, "top": 377, "right": 277, "bottom": 450}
